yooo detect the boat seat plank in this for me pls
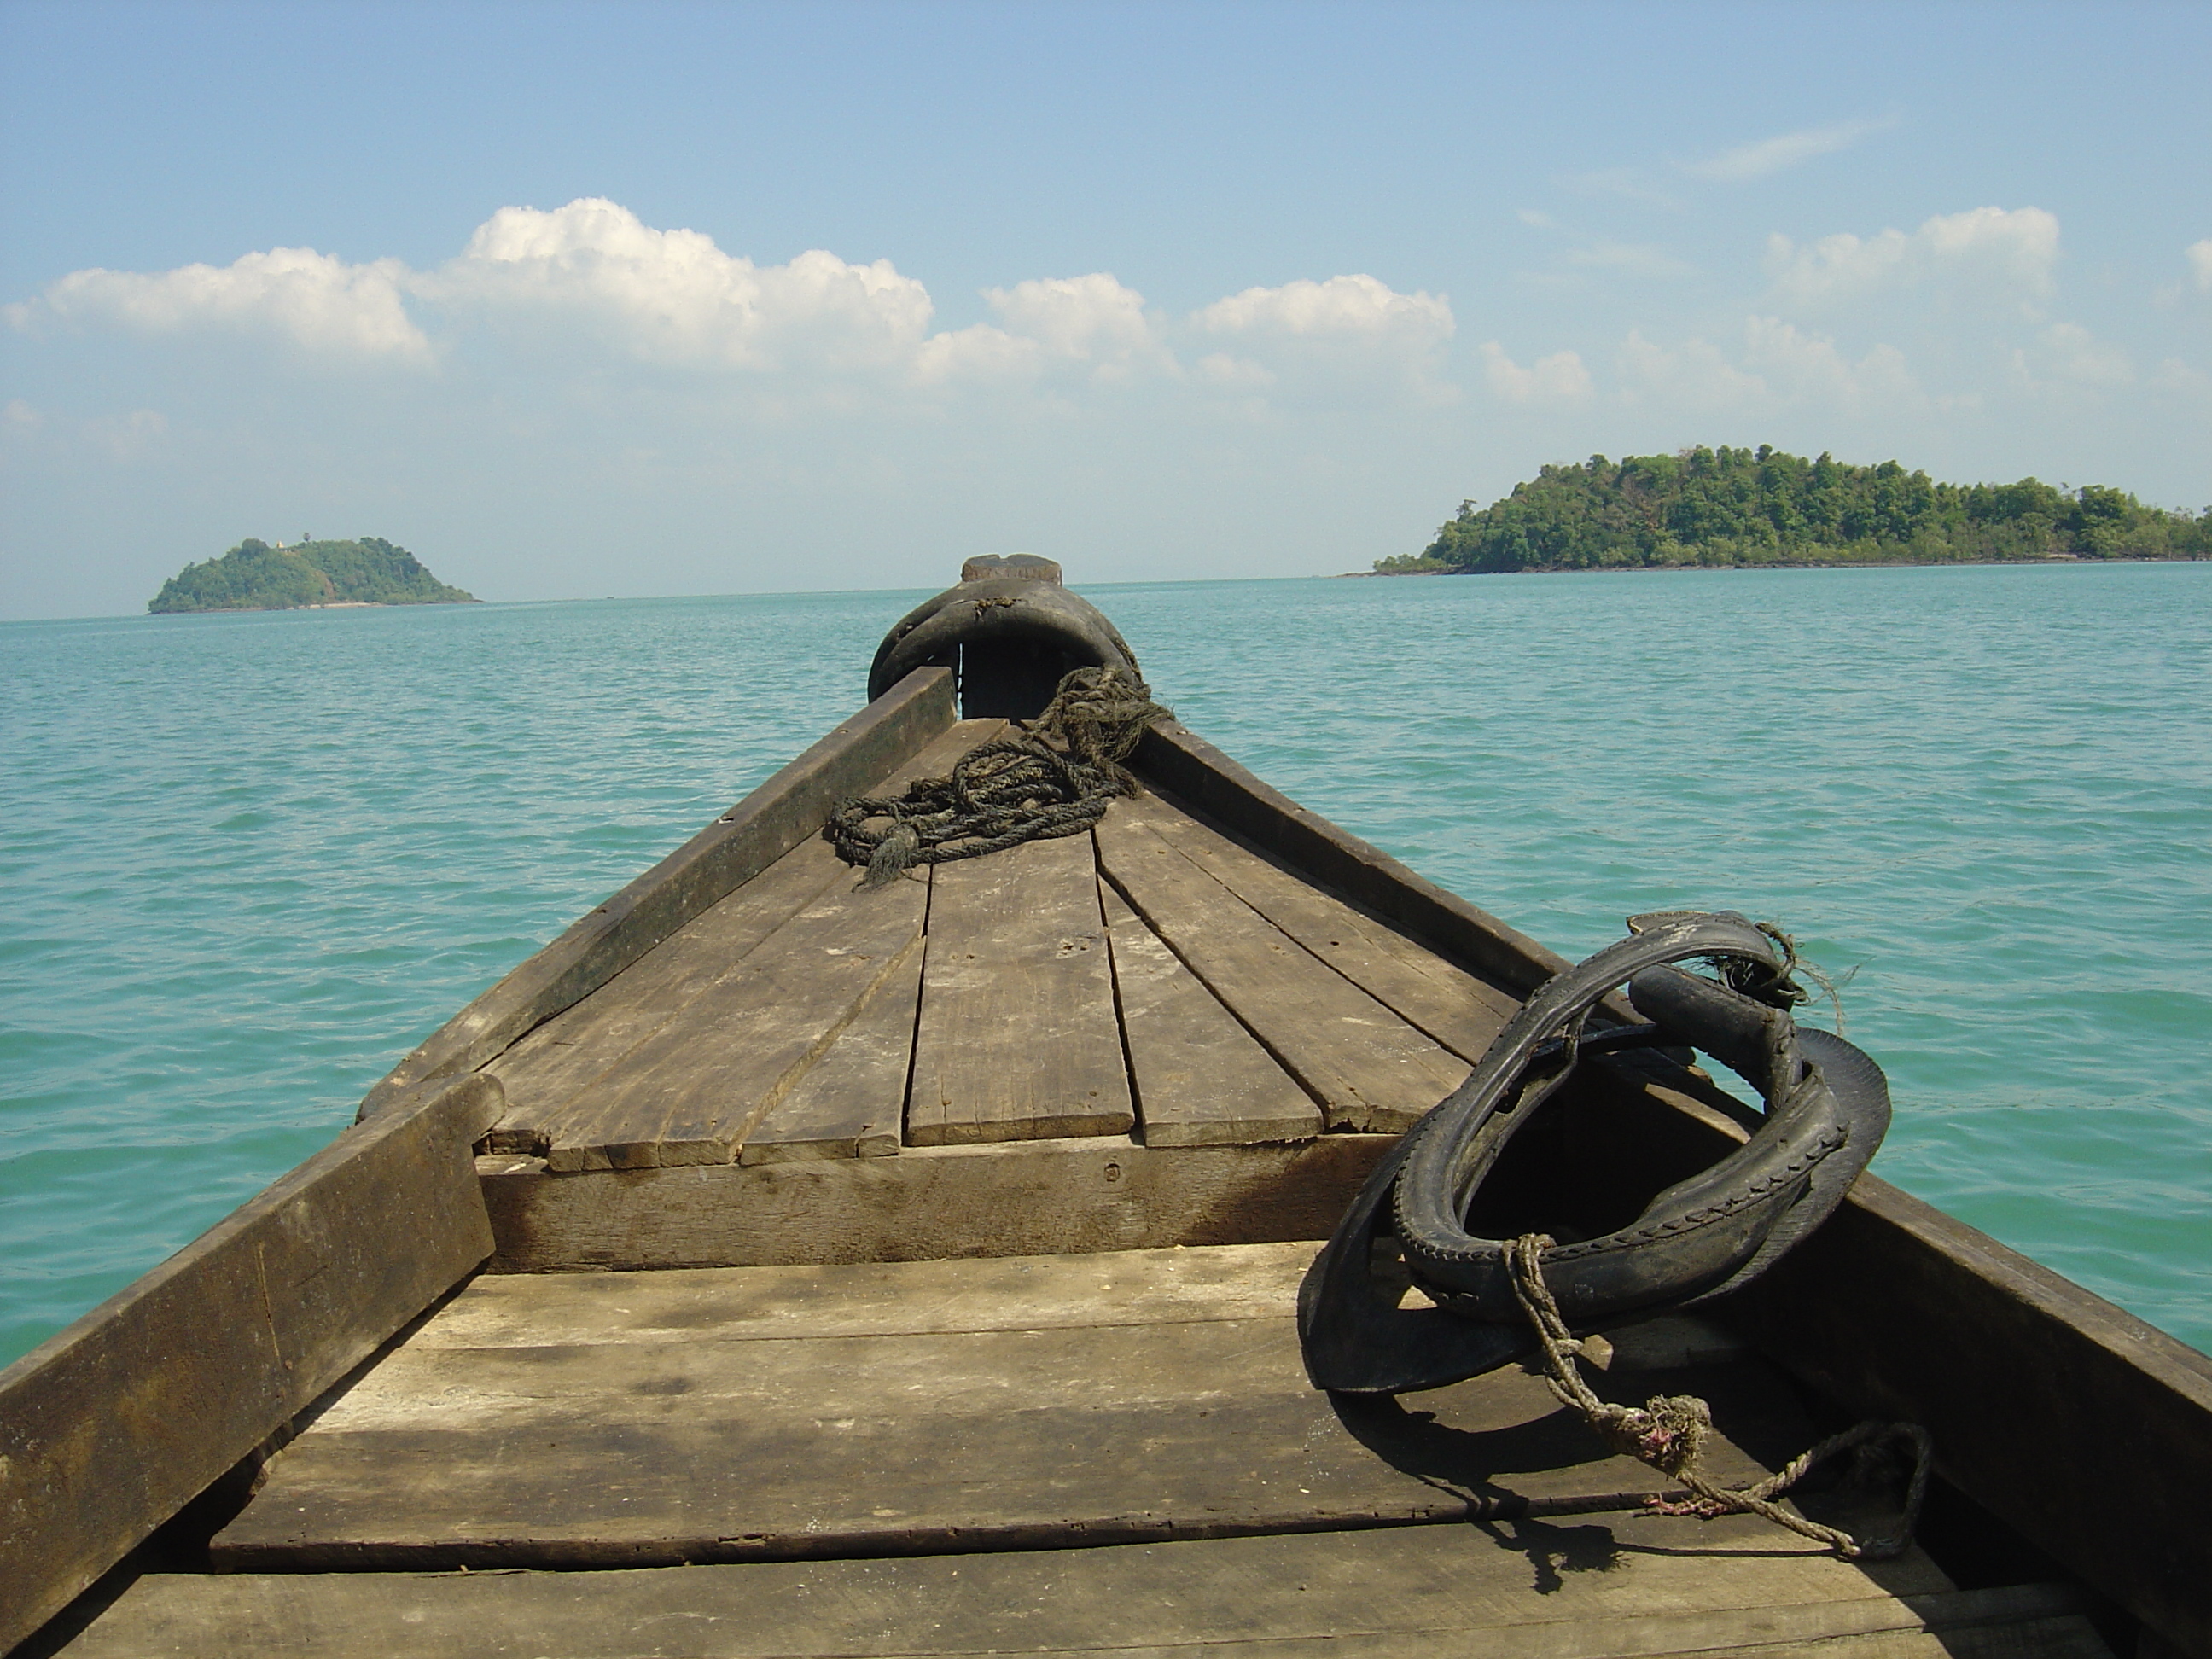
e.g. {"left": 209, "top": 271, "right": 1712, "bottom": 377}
{"left": 1097, "top": 808, "right": 1469, "bottom": 1132}
{"left": 1103, "top": 885, "right": 1323, "bottom": 1146}
{"left": 486, "top": 719, "right": 1004, "bottom": 1170}
{"left": 1116, "top": 790, "right": 1521, "bottom": 1062}
{"left": 79, "top": 1516, "right": 2031, "bottom": 1659}
{"left": 211, "top": 1244, "right": 1903, "bottom": 1575}
{"left": 736, "top": 949, "right": 919, "bottom": 1164}
{"left": 905, "top": 833, "right": 1134, "bottom": 1145}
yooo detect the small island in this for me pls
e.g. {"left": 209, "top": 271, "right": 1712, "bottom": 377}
{"left": 148, "top": 538, "right": 478, "bottom": 614}
{"left": 1376, "top": 446, "right": 2211, "bottom": 574}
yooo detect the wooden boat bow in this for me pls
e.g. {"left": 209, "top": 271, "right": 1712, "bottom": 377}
{"left": 3, "top": 568, "right": 2209, "bottom": 1657}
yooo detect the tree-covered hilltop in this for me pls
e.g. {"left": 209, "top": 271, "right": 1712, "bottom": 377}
{"left": 148, "top": 538, "right": 478, "bottom": 614}
{"left": 1379, "top": 446, "right": 2212, "bottom": 574}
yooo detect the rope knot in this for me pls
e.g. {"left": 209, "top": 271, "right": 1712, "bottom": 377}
{"left": 1501, "top": 1231, "right": 1929, "bottom": 1560}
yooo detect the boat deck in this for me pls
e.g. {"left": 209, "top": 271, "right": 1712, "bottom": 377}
{"left": 62, "top": 1243, "right": 2108, "bottom": 1656}
{"left": 50, "top": 733, "right": 2117, "bottom": 1652}
{"left": 476, "top": 719, "right": 1517, "bottom": 1174}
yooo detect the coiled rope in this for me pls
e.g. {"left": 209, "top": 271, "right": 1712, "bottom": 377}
{"left": 824, "top": 666, "right": 1172, "bottom": 888}
{"left": 1504, "top": 1232, "right": 1931, "bottom": 1559}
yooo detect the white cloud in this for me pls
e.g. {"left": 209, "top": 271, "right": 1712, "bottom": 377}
{"left": 1742, "top": 317, "right": 1922, "bottom": 410}
{"left": 1479, "top": 342, "right": 1592, "bottom": 405}
{"left": 1196, "top": 273, "right": 1451, "bottom": 346}
{"left": 429, "top": 198, "right": 935, "bottom": 371}
{"left": 2, "top": 398, "right": 44, "bottom": 437}
{"left": 1688, "top": 116, "right": 1896, "bottom": 183}
{"left": 2186, "top": 239, "right": 2212, "bottom": 293}
{"left": 6, "top": 246, "right": 428, "bottom": 360}
{"left": 1616, "top": 329, "right": 1767, "bottom": 411}
{"left": 1767, "top": 207, "right": 2061, "bottom": 308}
{"left": 983, "top": 273, "right": 1164, "bottom": 377}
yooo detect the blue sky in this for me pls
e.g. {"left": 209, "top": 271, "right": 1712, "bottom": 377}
{"left": 3, "top": 0, "right": 2207, "bottom": 618}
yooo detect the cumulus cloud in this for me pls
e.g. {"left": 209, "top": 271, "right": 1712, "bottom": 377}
{"left": 2187, "top": 239, "right": 2212, "bottom": 293}
{"left": 1688, "top": 116, "right": 1896, "bottom": 183}
{"left": 1479, "top": 342, "right": 1592, "bottom": 405}
{"left": 5, "top": 246, "right": 428, "bottom": 360}
{"left": 428, "top": 198, "right": 935, "bottom": 371}
{"left": 1616, "top": 329, "right": 1767, "bottom": 411}
{"left": 1766, "top": 207, "right": 2061, "bottom": 308}
{"left": 1742, "top": 317, "right": 1921, "bottom": 410}
{"left": 5, "top": 202, "right": 1463, "bottom": 410}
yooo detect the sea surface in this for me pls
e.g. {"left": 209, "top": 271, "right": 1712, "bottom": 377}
{"left": 3, "top": 565, "right": 2208, "bottom": 1367}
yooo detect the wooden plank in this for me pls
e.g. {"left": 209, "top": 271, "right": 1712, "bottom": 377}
{"left": 70, "top": 1535, "right": 2034, "bottom": 1659}
{"left": 483, "top": 837, "right": 851, "bottom": 1147}
{"left": 907, "top": 832, "right": 1134, "bottom": 1144}
{"left": 492, "top": 720, "right": 1004, "bottom": 1167}
{"left": 1721, "top": 1170, "right": 2212, "bottom": 1659}
{"left": 1103, "top": 884, "right": 1322, "bottom": 1146}
{"left": 407, "top": 1240, "right": 1320, "bottom": 1349}
{"left": 355, "top": 666, "right": 958, "bottom": 1119}
{"left": 534, "top": 876, "right": 928, "bottom": 1169}
{"left": 210, "top": 1245, "right": 1880, "bottom": 1574}
{"left": 1116, "top": 791, "right": 1519, "bottom": 1062}
{"left": 738, "top": 947, "right": 919, "bottom": 1164}
{"left": 478, "top": 1132, "right": 1397, "bottom": 1272}
{"left": 1097, "top": 811, "right": 1467, "bottom": 1132}
{"left": 1132, "top": 717, "right": 1568, "bottom": 1000}
{"left": 0, "top": 1075, "right": 502, "bottom": 1655}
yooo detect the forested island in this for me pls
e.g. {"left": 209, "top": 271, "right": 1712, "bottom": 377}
{"left": 148, "top": 538, "right": 478, "bottom": 614}
{"left": 1377, "top": 446, "right": 2212, "bottom": 574}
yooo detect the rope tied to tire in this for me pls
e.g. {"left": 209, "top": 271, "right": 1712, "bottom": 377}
{"left": 824, "top": 666, "right": 1172, "bottom": 888}
{"left": 1297, "top": 910, "right": 1930, "bottom": 1559}
{"left": 1504, "top": 1232, "right": 1933, "bottom": 1559}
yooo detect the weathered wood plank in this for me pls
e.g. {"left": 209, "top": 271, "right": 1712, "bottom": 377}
{"left": 1131, "top": 718, "right": 1567, "bottom": 1000}
{"left": 1117, "top": 791, "right": 1519, "bottom": 1062}
{"left": 737, "top": 948, "right": 919, "bottom": 1164}
{"left": 486, "top": 719, "right": 1004, "bottom": 1164}
{"left": 484, "top": 837, "right": 852, "bottom": 1147}
{"left": 1720, "top": 1170, "right": 2212, "bottom": 1659}
{"left": 0, "top": 1075, "right": 502, "bottom": 1655}
{"left": 210, "top": 1243, "right": 1877, "bottom": 1575}
{"left": 408, "top": 1241, "right": 1318, "bottom": 1349}
{"left": 479, "top": 1133, "right": 1396, "bottom": 1272}
{"left": 69, "top": 1529, "right": 2019, "bottom": 1659}
{"left": 536, "top": 876, "right": 928, "bottom": 1169}
{"left": 1097, "top": 811, "right": 1467, "bottom": 1132}
{"left": 907, "top": 832, "right": 1133, "bottom": 1144}
{"left": 356, "top": 667, "right": 958, "bottom": 1119}
{"left": 1103, "top": 884, "right": 1321, "bottom": 1146}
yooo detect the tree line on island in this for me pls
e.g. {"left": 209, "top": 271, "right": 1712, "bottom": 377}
{"left": 148, "top": 538, "right": 477, "bottom": 614}
{"left": 1377, "top": 445, "right": 2212, "bottom": 574}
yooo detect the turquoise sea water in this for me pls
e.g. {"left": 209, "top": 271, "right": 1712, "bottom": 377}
{"left": 3, "top": 566, "right": 2208, "bottom": 1366}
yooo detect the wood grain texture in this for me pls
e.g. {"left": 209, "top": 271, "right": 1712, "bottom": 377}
{"left": 479, "top": 1134, "right": 1396, "bottom": 1273}
{"left": 737, "top": 948, "right": 919, "bottom": 1165}
{"left": 535, "top": 876, "right": 927, "bottom": 1169}
{"left": 68, "top": 1535, "right": 2042, "bottom": 1659}
{"left": 209, "top": 1243, "right": 1905, "bottom": 1575}
{"left": 355, "top": 667, "right": 958, "bottom": 1120}
{"left": 1117, "top": 791, "right": 1519, "bottom": 1062}
{"left": 1131, "top": 718, "right": 1567, "bottom": 1001}
{"left": 407, "top": 1241, "right": 1319, "bottom": 1350}
{"left": 0, "top": 1075, "right": 501, "bottom": 1655}
{"left": 484, "top": 837, "right": 851, "bottom": 1151}
{"left": 1097, "top": 810, "right": 1467, "bottom": 1132}
{"left": 487, "top": 720, "right": 1004, "bottom": 1167}
{"left": 907, "top": 832, "right": 1133, "bottom": 1144}
{"left": 1103, "top": 884, "right": 1321, "bottom": 1146}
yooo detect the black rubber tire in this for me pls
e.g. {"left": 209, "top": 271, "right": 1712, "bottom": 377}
{"left": 1297, "top": 911, "right": 1889, "bottom": 1395}
{"left": 866, "top": 578, "right": 1141, "bottom": 703}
